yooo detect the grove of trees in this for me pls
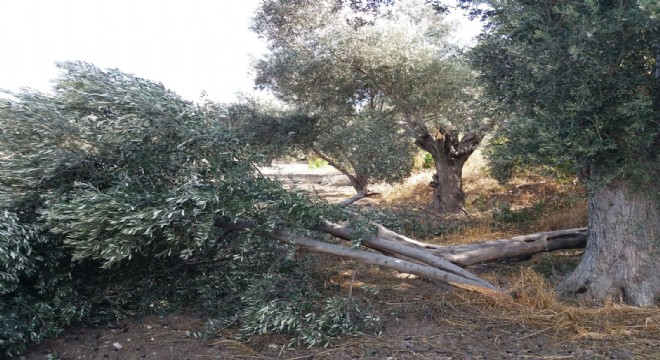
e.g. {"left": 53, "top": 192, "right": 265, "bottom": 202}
{"left": 1, "top": 0, "right": 658, "bottom": 357}
{"left": 251, "top": 0, "right": 490, "bottom": 212}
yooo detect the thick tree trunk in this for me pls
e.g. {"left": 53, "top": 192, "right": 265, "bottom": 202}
{"left": 557, "top": 180, "right": 660, "bottom": 306}
{"left": 429, "top": 150, "right": 467, "bottom": 213}
{"left": 415, "top": 128, "right": 481, "bottom": 213}
{"left": 429, "top": 228, "right": 587, "bottom": 266}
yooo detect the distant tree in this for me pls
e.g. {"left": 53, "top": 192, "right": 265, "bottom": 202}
{"left": 228, "top": 97, "right": 416, "bottom": 200}
{"left": 471, "top": 0, "right": 659, "bottom": 305}
{"left": 252, "top": 0, "right": 491, "bottom": 213}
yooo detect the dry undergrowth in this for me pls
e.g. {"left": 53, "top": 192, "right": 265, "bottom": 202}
{"left": 319, "top": 163, "right": 659, "bottom": 358}
{"left": 27, "top": 162, "right": 657, "bottom": 360}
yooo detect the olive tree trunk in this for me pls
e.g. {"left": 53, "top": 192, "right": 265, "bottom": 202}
{"left": 557, "top": 179, "right": 660, "bottom": 306}
{"left": 415, "top": 128, "right": 481, "bottom": 213}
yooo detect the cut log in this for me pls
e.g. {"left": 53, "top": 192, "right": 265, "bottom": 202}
{"left": 429, "top": 228, "right": 587, "bottom": 266}
{"left": 218, "top": 221, "right": 503, "bottom": 296}
{"left": 313, "top": 221, "right": 494, "bottom": 289}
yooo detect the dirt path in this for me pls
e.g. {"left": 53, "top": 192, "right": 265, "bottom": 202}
{"left": 260, "top": 162, "right": 356, "bottom": 202}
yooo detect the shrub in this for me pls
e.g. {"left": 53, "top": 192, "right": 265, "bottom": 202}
{"left": 0, "top": 61, "right": 371, "bottom": 356}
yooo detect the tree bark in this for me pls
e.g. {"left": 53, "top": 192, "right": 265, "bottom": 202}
{"left": 313, "top": 221, "right": 497, "bottom": 290}
{"left": 219, "top": 221, "right": 503, "bottom": 296}
{"left": 557, "top": 179, "right": 660, "bottom": 306}
{"left": 311, "top": 147, "right": 372, "bottom": 195}
{"left": 428, "top": 228, "right": 587, "bottom": 266}
{"left": 321, "top": 220, "right": 587, "bottom": 267}
{"left": 338, "top": 191, "right": 379, "bottom": 207}
{"left": 415, "top": 128, "right": 481, "bottom": 213}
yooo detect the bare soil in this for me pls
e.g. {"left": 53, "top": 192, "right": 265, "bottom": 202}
{"left": 22, "top": 163, "right": 660, "bottom": 360}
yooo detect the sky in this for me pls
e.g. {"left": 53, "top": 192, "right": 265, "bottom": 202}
{"left": 0, "top": 0, "right": 267, "bottom": 103}
{"left": 0, "top": 0, "right": 481, "bottom": 104}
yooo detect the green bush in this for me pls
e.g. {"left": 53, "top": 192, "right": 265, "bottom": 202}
{"left": 308, "top": 157, "right": 329, "bottom": 169}
{"left": 0, "top": 61, "right": 370, "bottom": 356}
{"left": 0, "top": 211, "right": 89, "bottom": 356}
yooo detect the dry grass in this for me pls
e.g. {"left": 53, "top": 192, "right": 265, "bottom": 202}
{"left": 343, "top": 166, "right": 656, "bottom": 357}
{"left": 376, "top": 165, "right": 588, "bottom": 237}
{"left": 447, "top": 268, "right": 660, "bottom": 347}
{"left": 245, "top": 162, "right": 657, "bottom": 359}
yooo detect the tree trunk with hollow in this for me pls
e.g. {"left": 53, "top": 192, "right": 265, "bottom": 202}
{"left": 557, "top": 179, "right": 660, "bottom": 306}
{"left": 415, "top": 128, "right": 481, "bottom": 213}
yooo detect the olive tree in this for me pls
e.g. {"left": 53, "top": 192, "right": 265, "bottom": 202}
{"left": 471, "top": 0, "right": 659, "bottom": 306}
{"left": 252, "top": 0, "right": 490, "bottom": 212}
{"left": 0, "top": 61, "right": 497, "bottom": 355}
{"left": 228, "top": 97, "right": 416, "bottom": 199}
{"left": 0, "top": 61, "right": 363, "bottom": 354}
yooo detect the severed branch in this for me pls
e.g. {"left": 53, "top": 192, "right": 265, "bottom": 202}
{"left": 218, "top": 221, "right": 503, "bottom": 296}
{"left": 265, "top": 230, "right": 502, "bottom": 296}
{"left": 313, "top": 221, "right": 495, "bottom": 290}
{"left": 370, "top": 224, "right": 587, "bottom": 266}
{"left": 429, "top": 228, "right": 587, "bottom": 266}
{"left": 216, "top": 217, "right": 587, "bottom": 297}
{"left": 315, "top": 216, "right": 586, "bottom": 268}
{"left": 337, "top": 191, "right": 379, "bottom": 207}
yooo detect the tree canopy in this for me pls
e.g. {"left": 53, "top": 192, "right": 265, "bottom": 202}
{"left": 473, "top": 0, "right": 659, "bottom": 188}
{"left": 252, "top": 0, "right": 491, "bottom": 211}
{"left": 0, "top": 61, "right": 366, "bottom": 355}
{"left": 1, "top": 61, "right": 503, "bottom": 357}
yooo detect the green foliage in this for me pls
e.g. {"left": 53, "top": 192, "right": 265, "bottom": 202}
{"left": 472, "top": 0, "right": 659, "bottom": 190}
{"left": 238, "top": 268, "right": 381, "bottom": 347}
{"left": 314, "top": 112, "right": 417, "bottom": 185}
{"left": 0, "top": 211, "right": 89, "bottom": 356}
{"left": 225, "top": 98, "right": 318, "bottom": 162}
{"left": 308, "top": 157, "right": 329, "bottom": 169}
{"left": 0, "top": 61, "right": 367, "bottom": 356}
{"left": 251, "top": 0, "right": 486, "bottom": 193}
{"left": 359, "top": 206, "right": 465, "bottom": 240}
{"left": 412, "top": 151, "right": 435, "bottom": 170}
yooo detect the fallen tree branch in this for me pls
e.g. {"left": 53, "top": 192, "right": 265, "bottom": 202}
{"left": 366, "top": 222, "right": 587, "bottom": 266}
{"left": 429, "top": 228, "right": 587, "bottom": 266}
{"left": 266, "top": 230, "right": 503, "bottom": 296}
{"left": 317, "top": 217, "right": 587, "bottom": 268}
{"left": 219, "top": 221, "right": 503, "bottom": 296}
{"left": 313, "top": 221, "right": 495, "bottom": 290}
{"left": 338, "top": 191, "right": 379, "bottom": 207}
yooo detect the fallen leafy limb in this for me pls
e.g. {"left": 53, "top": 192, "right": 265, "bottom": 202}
{"left": 220, "top": 221, "right": 503, "bottom": 296}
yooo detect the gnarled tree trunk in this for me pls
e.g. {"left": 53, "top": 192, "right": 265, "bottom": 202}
{"left": 557, "top": 179, "right": 660, "bottom": 306}
{"left": 415, "top": 128, "right": 481, "bottom": 213}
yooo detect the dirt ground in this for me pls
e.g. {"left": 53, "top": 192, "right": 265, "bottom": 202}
{"left": 22, "top": 163, "right": 660, "bottom": 360}
{"left": 22, "top": 274, "right": 660, "bottom": 359}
